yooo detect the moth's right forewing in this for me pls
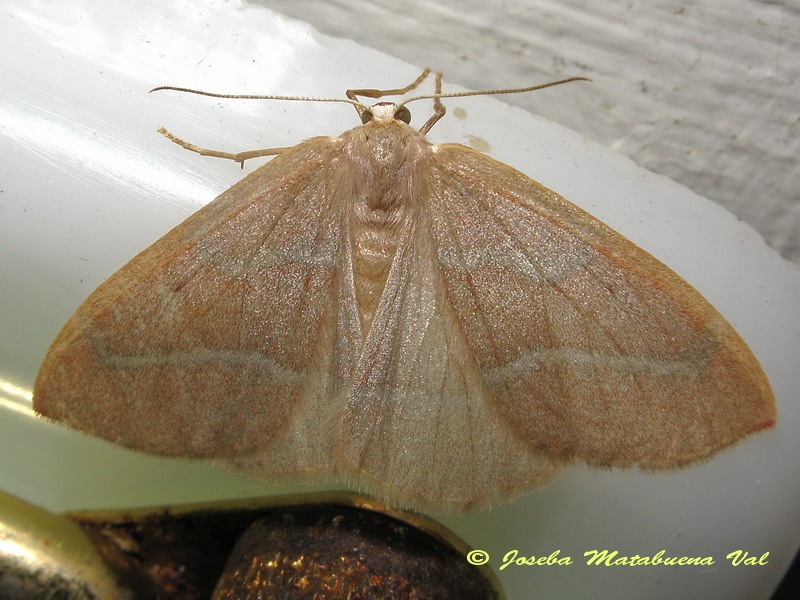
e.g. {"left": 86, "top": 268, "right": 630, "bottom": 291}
{"left": 426, "top": 144, "right": 775, "bottom": 469}
{"left": 228, "top": 213, "right": 364, "bottom": 478}
{"left": 34, "top": 137, "right": 347, "bottom": 458}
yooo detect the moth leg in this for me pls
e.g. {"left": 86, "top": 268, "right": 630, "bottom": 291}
{"left": 418, "top": 72, "right": 446, "bottom": 135}
{"left": 346, "top": 68, "right": 435, "bottom": 121}
{"left": 346, "top": 68, "right": 432, "bottom": 102}
{"left": 157, "top": 127, "right": 294, "bottom": 168}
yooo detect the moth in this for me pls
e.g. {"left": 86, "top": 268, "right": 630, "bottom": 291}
{"left": 34, "top": 70, "right": 776, "bottom": 514}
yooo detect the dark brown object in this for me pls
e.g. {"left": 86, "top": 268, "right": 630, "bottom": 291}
{"left": 70, "top": 494, "right": 501, "bottom": 600}
{"left": 211, "top": 505, "right": 498, "bottom": 599}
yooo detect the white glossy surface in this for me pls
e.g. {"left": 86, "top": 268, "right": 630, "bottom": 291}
{"left": 1, "top": 2, "right": 798, "bottom": 599}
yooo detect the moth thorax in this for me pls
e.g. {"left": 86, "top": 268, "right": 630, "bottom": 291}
{"left": 343, "top": 122, "right": 423, "bottom": 334}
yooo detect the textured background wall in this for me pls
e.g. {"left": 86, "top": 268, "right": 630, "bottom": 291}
{"left": 260, "top": 0, "right": 799, "bottom": 266}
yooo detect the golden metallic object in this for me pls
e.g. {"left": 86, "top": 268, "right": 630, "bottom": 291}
{"left": 0, "top": 491, "right": 128, "bottom": 599}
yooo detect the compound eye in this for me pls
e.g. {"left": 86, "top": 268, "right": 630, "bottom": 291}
{"left": 360, "top": 109, "right": 374, "bottom": 124}
{"left": 395, "top": 105, "right": 411, "bottom": 124}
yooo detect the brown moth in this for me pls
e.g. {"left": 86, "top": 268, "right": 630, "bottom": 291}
{"left": 34, "top": 70, "right": 776, "bottom": 514}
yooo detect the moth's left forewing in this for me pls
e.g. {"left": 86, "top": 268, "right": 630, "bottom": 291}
{"left": 425, "top": 143, "right": 775, "bottom": 469}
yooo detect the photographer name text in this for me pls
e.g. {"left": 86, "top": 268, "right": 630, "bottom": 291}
{"left": 464, "top": 549, "right": 769, "bottom": 569}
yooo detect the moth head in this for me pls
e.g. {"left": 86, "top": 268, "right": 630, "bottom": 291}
{"left": 361, "top": 102, "right": 412, "bottom": 125}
